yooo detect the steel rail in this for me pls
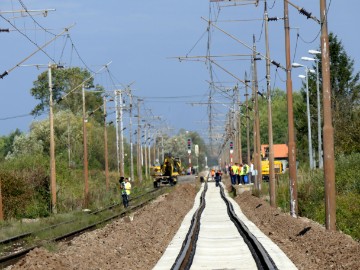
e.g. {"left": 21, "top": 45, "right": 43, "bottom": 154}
{"left": 219, "top": 185, "right": 278, "bottom": 270}
{"left": 0, "top": 187, "right": 165, "bottom": 268}
{"left": 171, "top": 182, "right": 208, "bottom": 270}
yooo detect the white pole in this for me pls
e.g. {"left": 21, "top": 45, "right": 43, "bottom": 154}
{"left": 305, "top": 68, "right": 314, "bottom": 169}
{"left": 119, "top": 91, "right": 125, "bottom": 177}
{"left": 114, "top": 91, "right": 120, "bottom": 174}
{"left": 316, "top": 61, "right": 323, "bottom": 169}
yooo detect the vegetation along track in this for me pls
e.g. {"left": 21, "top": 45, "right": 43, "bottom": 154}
{"left": 0, "top": 187, "right": 167, "bottom": 268}
{"left": 169, "top": 181, "right": 281, "bottom": 270}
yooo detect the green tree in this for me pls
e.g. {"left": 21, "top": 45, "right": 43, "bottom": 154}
{"left": 300, "top": 32, "right": 360, "bottom": 156}
{"left": 0, "top": 129, "right": 22, "bottom": 160}
{"left": 258, "top": 88, "right": 291, "bottom": 145}
{"left": 30, "top": 67, "right": 104, "bottom": 123}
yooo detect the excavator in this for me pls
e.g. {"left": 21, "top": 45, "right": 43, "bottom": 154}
{"left": 150, "top": 153, "right": 182, "bottom": 188}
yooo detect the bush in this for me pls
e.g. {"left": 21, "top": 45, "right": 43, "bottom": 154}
{"left": 276, "top": 153, "right": 360, "bottom": 241}
{"left": 0, "top": 155, "right": 50, "bottom": 219}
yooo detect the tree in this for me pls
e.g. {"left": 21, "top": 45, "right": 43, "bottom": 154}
{"left": 304, "top": 33, "right": 360, "bottom": 155}
{"left": 0, "top": 129, "right": 22, "bottom": 160}
{"left": 30, "top": 67, "right": 104, "bottom": 123}
{"left": 258, "top": 88, "right": 291, "bottom": 145}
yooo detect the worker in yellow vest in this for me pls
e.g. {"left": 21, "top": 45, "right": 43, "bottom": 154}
{"left": 121, "top": 177, "right": 132, "bottom": 208}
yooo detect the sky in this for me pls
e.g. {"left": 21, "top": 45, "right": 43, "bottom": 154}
{"left": 0, "top": 0, "right": 359, "bottom": 144}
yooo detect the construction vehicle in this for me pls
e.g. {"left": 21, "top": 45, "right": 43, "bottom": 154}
{"left": 260, "top": 144, "right": 287, "bottom": 181}
{"left": 261, "top": 160, "right": 283, "bottom": 181}
{"left": 150, "top": 153, "right": 182, "bottom": 188}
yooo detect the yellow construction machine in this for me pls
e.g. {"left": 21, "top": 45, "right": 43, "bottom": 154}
{"left": 261, "top": 160, "right": 283, "bottom": 181}
{"left": 150, "top": 153, "right": 182, "bottom": 188}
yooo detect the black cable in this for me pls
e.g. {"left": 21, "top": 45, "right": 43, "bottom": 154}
{"left": 269, "top": 0, "right": 277, "bottom": 9}
{"left": 17, "top": 0, "right": 56, "bottom": 36}
{"left": 67, "top": 34, "right": 95, "bottom": 73}
{"left": 0, "top": 14, "right": 56, "bottom": 63}
{"left": 292, "top": 32, "right": 299, "bottom": 64}
{"left": 256, "top": 17, "right": 264, "bottom": 42}
{"left": 59, "top": 34, "right": 69, "bottom": 64}
{"left": 298, "top": 31, "right": 320, "bottom": 44}
{"left": 185, "top": 29, "right": 208, "bottom": 57}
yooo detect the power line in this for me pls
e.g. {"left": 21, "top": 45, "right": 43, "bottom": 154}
{"left": 17, "top": 0, "right": 56, "bottom": 36}
{"left": 0, "top": 13, "right": 56, "bottom": 63}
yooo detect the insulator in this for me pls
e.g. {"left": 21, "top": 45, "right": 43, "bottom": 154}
{"left": 268, "top": 17, "right": 278, "bottom": 21}
{"left": 0, "top": 71, "right": 8, "bottom": 79}
{"left": 271, "top": 60, "right": 281, "bottom": 68}
{"left": 299, "top": 8, "right": 312, "bottom": 19}
{"left": 0, "top": 29, "right": 10, "bottom": 32}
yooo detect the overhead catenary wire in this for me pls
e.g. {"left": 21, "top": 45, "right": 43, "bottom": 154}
{"left": 56, "top": 61, "right": 112, "bottom": 103}
{"left": 0, "top": 25, "right": 74, "bottom": 79}
{"left": 17, "top": 0, "right": 56, "bottom": 36}
{"left": 0, "top": 13, "right": 58, "bottom": 65}
{"left": 203, "top": 17, "right": 286, "bottom": 71}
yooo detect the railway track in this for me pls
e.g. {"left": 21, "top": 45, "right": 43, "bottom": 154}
{"left": 0, "top": 187, "right": 166, "bottom": 268}
{"left": 154, "top": 181, "right": 297, "bottom": 270}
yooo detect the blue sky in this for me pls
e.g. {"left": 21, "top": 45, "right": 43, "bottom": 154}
{"left": 0, "top": 0, "right": 359, "bottom": 141}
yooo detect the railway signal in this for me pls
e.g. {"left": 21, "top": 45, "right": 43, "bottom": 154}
{"left": 187, "top": 138, "right": 192, "bottom": 153}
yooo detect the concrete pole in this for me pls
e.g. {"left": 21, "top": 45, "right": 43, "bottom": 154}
{"left": 103, "top": 97, "right": 109, "bottom": 191}
{"left": 119, "top": 91, "right": 125, "bottom": 177}
{"left": 264, "top": 0, "right": 276, "bottom": 207}
{"left": 305, "top": 68, "right": 314, "bottom": 169}
{"left": 253, "top": 35, "right": 262, "bottom": 191}
{"left": 144, "top": 127, "right": 148, "bottom": 179}
{"left": 315, "top": 60, "right": 323, "bottom": 169}
{"left": 82, "top": 84, "right": 89, "bottom": 207}
{"left": 320, "top": 0, "right": 336, "bottom": 230}
{"left": 67, "top": 116, "right": 71, "bottom": 168}
{"left": 129, "top": 92, "right": 135, "bottom": 182}
{"left": 245, "top": 72, "right": 251, "bottom": 165}
{"left": 48, "top": 64, "right": 57, "bottom": 213}
{"left": 114, "top": 91, "right": 120, "bottom": 174}
{"left": 161, "top": 135, "right": 164, "bottom": 162}
{"left": 284, "top": 0, "right": 298, "bottom": 217}
{"left": 237, "top": 86, "right": 243, "bottom": 164}
{"left": 252, "top": 41, "right": 258, "bottom": 190}
{"left": 137, "top": 99, "right": 143, "bottom": 182}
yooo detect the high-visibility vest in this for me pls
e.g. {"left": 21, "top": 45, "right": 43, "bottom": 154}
{"left": 232, "top": 165, "right": 239, "bottom": 174}
{"left": 124, "top": 182, "right": 131, "bottom": 195}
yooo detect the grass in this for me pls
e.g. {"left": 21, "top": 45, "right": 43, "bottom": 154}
{"left": 266, "top": 153, "right": 360, "bottom": 241}
{"left": 0, "top": 177, "right": 158, "bottom": 254}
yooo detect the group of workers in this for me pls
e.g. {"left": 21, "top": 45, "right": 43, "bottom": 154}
{"left": 209, "top": 162, "right": 250, "bottom": 187}
{"left": 229, "top": 162, "right": 250, "bottom": 185}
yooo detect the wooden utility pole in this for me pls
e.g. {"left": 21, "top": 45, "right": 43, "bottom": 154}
{"left": 264, "top": 0, "right": 276, "bottom": 207}
{"left": 103, "top": 97, "right": 109, "bottom": 191}
{"left": 284, "top": 0, "right": 298, "bottom": 217}
{"left": 48, "top": 64, "right": 57, "bottom": 213}
{"left": 137, "top": 99, "right": 143, "bottom": 182}
{"left": 320, "top": 0, "right": 336, "bottom": 230}
{"left": 82, "top": 84, "right": 89, "bottom": 207}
